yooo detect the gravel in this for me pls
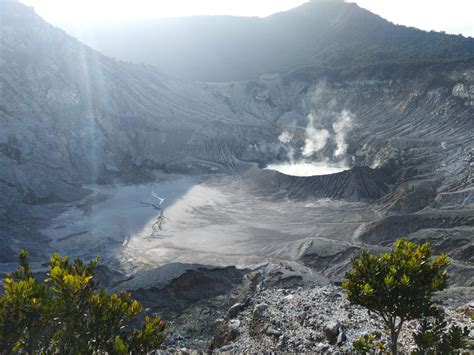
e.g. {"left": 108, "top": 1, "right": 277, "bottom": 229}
{"left": 216, "top": 284, "right": 473, "bottom": 353}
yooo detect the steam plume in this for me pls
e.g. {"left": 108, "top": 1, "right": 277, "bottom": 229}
{"left": 278, "top": 131, "right": 293, "bottom": 144}
{"left": 301, "top": 113, "right": 330, "bottom": 157}
{"left": 332, "top": 110, "right": 353, "bottom": 158}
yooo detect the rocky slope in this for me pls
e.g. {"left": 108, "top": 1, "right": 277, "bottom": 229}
{"left": 209, "top": 281, "right": 473, "bottom": 353}
{"left": 0, "top": 0, "right": 277, "bottom": 208}
{"left": 108, "top": 261, "right": 473, "bottom": 353}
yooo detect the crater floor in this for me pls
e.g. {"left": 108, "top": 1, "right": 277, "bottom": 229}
{"left": 38, "top": 173, "right": 378, "bottom": 275}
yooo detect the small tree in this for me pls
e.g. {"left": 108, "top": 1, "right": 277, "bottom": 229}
{"left": 342, "top": 239, "right": 449, "bottom": 355}
{"left": 0, "top": 251, "right": 167, "bottom": 354}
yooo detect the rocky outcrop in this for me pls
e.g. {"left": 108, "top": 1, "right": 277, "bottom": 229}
{"left": 452, "top": 70, "right": 474, "bottom": 106}
{"left": 207, "top": 266, "right": 473, "bottom": 353}
{"left": 356, "top": 210, "right": 474, "bottom": 246}
{"left": 124, "top": 260, "right": 470, "bottom": 352}
{"left": 115, "top": 265, "right": 247, "bottom": 319}
{"left": 245, "top": 165, "right": 391, "bottom": 201}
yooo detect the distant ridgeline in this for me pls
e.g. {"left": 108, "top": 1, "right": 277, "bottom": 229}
{"left": 69, "top": 1, "right": 474, "bottom": 82}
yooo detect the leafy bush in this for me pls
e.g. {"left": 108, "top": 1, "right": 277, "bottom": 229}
{"left": 343, "top": 239, "right": 450, "bottom": 354}
{"left": 0, "top": 251, "right": 167, "bottom": 354}
{"left": 413, "top": 309, "right": 469, "bottom": 354}
{"left": 352, "top": 333, "right": 385, "bottom": 353}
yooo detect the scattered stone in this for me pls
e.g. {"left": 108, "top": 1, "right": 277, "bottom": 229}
{"left": 324, "top": 321, "right": 341, "bottom": 345}
{"left": 337, "top": 330, "right": 347, "bottom": 345}
{"left": 227, "top": 302, "right": 245, "bottom": 318}
{"left": 228, "top": 319, "right": 241, "bottom": 336}
{"left": 253, "top": 303, "right": 269, "bottom": 318}
{"left": 278, "top": 334, "right": 289, "bottom": 344}
{"left": 266, "top": 327, "right": 282, "bottom": 337}
{"left": 208, "top": 281, "right": 472, "bottom": 353}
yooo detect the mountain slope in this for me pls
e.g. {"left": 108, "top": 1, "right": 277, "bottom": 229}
{"left": 67, "top": 1, "right": 474, "bottom": 82}
{"left": 0, "top": 0, "right": 472, "bottom": 286}
{"left": 1, "top": 0, "right": 473, "bottom": 213}
{"left": 0, "top": 0, "right": 279, "bottom": 207}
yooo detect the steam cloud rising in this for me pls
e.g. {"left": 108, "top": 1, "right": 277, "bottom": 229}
{"left": 301, "top": 113, "right": 330, "bottom": 157}
{"left": 278, "top": 131, "right": 294, "bottom": 144}
{"left": 332, "top": 110, "right": 353, "bottom": 157}
{"left": 269, "top": 109, "right": 355, "bottom": 176}
{"left": 297, "top": 110, "right": 354, "bottom": 159}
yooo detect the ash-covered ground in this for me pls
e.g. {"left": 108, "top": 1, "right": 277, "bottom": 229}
{"left": 32, "top": 168, "right": 378, "bottom": 274}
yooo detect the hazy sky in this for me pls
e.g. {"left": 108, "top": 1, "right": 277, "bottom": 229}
{"left": 20, "top": 0, "right": 474, "bottom": 37}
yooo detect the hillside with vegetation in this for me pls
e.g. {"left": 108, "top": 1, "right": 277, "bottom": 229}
{"left": 69, "top": 0, "right": 474, "bottom": 81}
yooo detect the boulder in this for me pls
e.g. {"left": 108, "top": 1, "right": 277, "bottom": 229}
{"left": 324, "top": 321, "right": 341, "bottom": 345}
{"left": 253, "top": 303, "right": 269, "bottom": 319}
{"left": 227, "top": 302, "right": 245, "bottom": 318}
{"left": 266, "top": 327, "right": 283, "bottom": 337}
{"left": 228, "top": 319, "right": 241, "bottom": 337}
{"left": 336, "top": 331, "right": 347, "bottom": 345}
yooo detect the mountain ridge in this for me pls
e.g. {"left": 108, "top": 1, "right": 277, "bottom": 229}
{"left": 61, "top": 0, "right": 474, "bottom": 82}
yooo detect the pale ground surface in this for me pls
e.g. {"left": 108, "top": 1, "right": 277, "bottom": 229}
{"left": 40, "top": 173, "right": 378, "bottom": 274}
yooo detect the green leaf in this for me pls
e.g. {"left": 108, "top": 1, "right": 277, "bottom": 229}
{"left": 114, "top": 336, "right": 129, "bottom": 354}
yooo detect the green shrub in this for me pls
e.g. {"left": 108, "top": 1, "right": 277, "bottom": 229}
{"left": 352, "top": 333, "right": 386, "bottom": 353}
{"left": 413, "top": 310, "right": 469, "bottom": 354}
{"left": 0, "top": 251, "right": 167, "bottom": 354}
{"left": 343, "top": 239, "right": 450, "bottom": 354}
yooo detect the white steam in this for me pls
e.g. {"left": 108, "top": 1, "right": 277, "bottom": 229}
{"left": 279, "top": 131, "right": 296, "bottom": 163}
{"left": 299, "top": 110, "right": 354, "bottom": 159}
{"left": 301, "top": 113, "right": 330, "bottom": 158}
{"left": 272, "top": 108, "right": 355, "bottom": 177}
{"left": 278, "top": 131, "right": 294, "bottom": 144}
{"left": 269, "top": 82, "right": 355, "bottom": 177}
{"left": 287, "top": 146, "right": 296, "bottom": 164}
{"left": 332, "top": 110, "right": 353, "bottom": 158}
{"left": 266, "top": 161, "right": 347, "bottom": 177}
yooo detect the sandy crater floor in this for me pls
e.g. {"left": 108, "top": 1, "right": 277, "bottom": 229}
{"left": 41, "top": 173, "right": 379, "bottom": 273}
